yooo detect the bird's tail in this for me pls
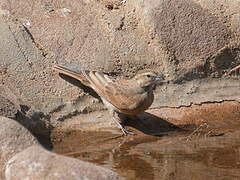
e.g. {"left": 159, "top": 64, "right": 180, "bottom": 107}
{"left": 52, "top": 64, "right": 91, "bottom": 87}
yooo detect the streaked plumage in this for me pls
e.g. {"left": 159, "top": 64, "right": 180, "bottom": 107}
{"left": 53, "top": 64, "right": 164, "bottom": 135}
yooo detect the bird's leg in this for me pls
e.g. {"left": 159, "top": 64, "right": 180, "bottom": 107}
{"left": 228, "top": 64, "right": 240, "bottom": 75}
{"left": 111, "top": 110, "right": 134, "bottom": 135}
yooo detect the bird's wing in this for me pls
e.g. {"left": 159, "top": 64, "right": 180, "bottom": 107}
{"left": 83, "top": 71, "right": 142, "bottom": 110}
{"left": 53, "top": 65, "right": 143, "bottom": 111}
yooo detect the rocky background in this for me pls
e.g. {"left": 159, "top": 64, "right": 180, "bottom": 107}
{"left": 0, "top": 0, "right": 240, "bottom": 179}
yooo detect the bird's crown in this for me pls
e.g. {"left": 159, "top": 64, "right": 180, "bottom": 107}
{"left": 133, "top": 71, "right": 164, "bottom": 89}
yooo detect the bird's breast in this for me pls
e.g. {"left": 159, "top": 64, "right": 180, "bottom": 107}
{"left": 117, "top": 91, "right": 154, "bottom": 115}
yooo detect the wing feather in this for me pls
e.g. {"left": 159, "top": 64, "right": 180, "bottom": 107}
{"left": 53, "top": 65, "right": 151, "bottom": 112}
{"left": 80, "top": 71, "right": 133, "bottom": 110}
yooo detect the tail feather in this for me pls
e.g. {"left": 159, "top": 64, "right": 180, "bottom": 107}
{"left": 52, "top": 65, "right": 91, "bottom": 87}
{"left": 53, "top": 65, "right": 114, "bottom": 93}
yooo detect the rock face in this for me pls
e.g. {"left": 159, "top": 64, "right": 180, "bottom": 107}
{"left": 5, "top": 145, "right": 124, "bottom": 180}
{"left": 0, "top": 0, "right": 239, "bottom": 179}
{"left": 0, "top": 116, "right": 38, "bottom": 179}
{"left": 0, "top": 95, "right": 18, "bottom": 118}
{"left": 0, "top": 0, "right": 239, "bottom": 120}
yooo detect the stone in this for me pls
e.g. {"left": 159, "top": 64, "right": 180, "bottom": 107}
{"left": 0, "top": 1, "right": 239, "bottom": 179}
{"left": 0, "top": 96, "right": 18, "bottom": 118}
{"left": 0, "top": 116, "right": 38, "bottom": 179}
{"left": 5, "top": 145, "right": 125, "bottom": 180}
{"left": 0, "top": 0, "right": 239, "bottom": 129}
{"left": 0, "top": 85, "right": 22, "bottom": 118}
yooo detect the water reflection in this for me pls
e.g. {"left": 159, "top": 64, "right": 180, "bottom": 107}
{"left": 52, "top": 129, "right": 240, "bottom": 180}
{"left": 52, "top": 101, "right": 240, "bottom": 179}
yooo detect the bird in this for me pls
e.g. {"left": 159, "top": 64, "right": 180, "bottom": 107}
{"left": 53, "top": 64, "right": 165, "bottom": 135}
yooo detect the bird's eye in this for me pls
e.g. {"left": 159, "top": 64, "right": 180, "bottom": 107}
{"left": 147, "top": 74, "right": 151, "bottom": 78}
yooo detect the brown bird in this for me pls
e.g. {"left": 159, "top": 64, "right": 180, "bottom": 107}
{"left": 53, "top": 64, "right": 165, "bottom": 135}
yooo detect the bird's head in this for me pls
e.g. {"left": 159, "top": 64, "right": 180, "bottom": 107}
{"left": 133, "top": 71, "right": 165, "bottom": 89}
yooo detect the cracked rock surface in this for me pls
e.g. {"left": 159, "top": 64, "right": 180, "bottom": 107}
{"left": 0, "top": 0, "right": 239, "bottom": 122}
{"left": 0, "top": 0, "right": 240, "bottom": 179}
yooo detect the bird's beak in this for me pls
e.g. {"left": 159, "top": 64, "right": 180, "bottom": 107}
{"left": 155, "top": 74, "right": 165, "bottom": 81}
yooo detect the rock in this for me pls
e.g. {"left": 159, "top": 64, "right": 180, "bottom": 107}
{"left": 194, "top": 0, "right": 240, "bottom": 37}
{"left": 153, "top": 78, "right": 240, "bottom": 107}
{"left": 0, "top": 0, "right": 239, "bottom": 124}
{"left": 0, "top": 1, "right": 239, "bottom": 179}
{"left": 0, "top": 116, "right": 38, "bottom": 179}
{"left": 0, "top": 117, "right": 123, "bottom": 180}
{"left": 57, "top": 8, "right": 72, "bottom": 17}
{"left": 0, "top": 15, "right": 104, "bottom": 123}
{"left": 0, "top": 16, "right": 57, "bottom": 112}
{"left": 0, "top": 85, "right": 52, "bottom": 149}
{"left": 0, "top": 85, "right": 22, "bottom": 118}
{"left": 1, "top": 0, "right": 239, "bottom": 77}
{"left": 0, "top": 9, "right": 10, "bottom": 17}
{"left": 0, "top": 96, "right": 18, "bottom": 118}
{"left": 5, "top": 145, "right": 125, "bottom": 180}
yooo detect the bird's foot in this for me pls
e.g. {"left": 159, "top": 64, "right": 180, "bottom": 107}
{"left": 111, "top": 112, "right": 136, "bottom": 136}
{"left": 120, "top": 126, "right": 136, "bottom": 136}
{"left": 228, "top": 64, "right": 240, "bottom": 75}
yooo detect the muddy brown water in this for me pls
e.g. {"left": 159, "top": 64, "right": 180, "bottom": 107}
{"left": 52, "top": 102, "right": 240, "bottom": 180}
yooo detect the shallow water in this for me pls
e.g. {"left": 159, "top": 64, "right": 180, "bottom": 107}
{"left": 52, "top": 102, "right": 240, "bottom": 180}
{"left": 52, "top": 128, "right": 240, "bottom": 180}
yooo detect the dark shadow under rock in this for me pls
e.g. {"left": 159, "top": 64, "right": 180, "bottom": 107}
{"left": 0, "top": 95, "right": 19, "bottom": 119}
{"left": 0, "top": 85, "right": 53, "bottom": 149}
{"left": 15, "top": 105, "right": 53, "bottom": 150}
